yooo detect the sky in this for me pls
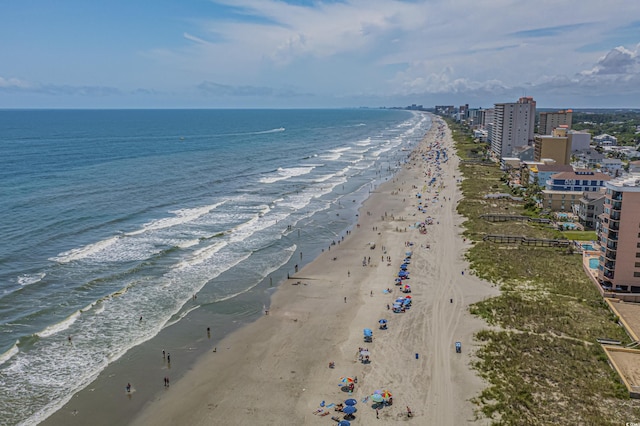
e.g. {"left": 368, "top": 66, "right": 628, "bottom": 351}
{"left": 1, "top": 0, "right": 639, "bottom": 109}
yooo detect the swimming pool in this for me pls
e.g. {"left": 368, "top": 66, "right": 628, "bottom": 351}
{"left": 589, "top": 258, "right": 599, "bottom": 269}
{"left": 582, "top": 244, "right": 595, "bottom": 251}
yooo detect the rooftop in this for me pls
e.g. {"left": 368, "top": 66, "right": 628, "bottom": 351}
{"left": 551, "top": 171, "right": 611, "bottom": 181}
{"left": 607, "top": 173, "right": 640, "bottom": 190}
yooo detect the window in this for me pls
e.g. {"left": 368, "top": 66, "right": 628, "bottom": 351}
{"left": 635, "top": 272, "right": 640, "bottom": 278}
{"left": 637, "top": 252, "right": 640, "bottom": 258}
{"left": 635, "top": 262, "right": 640, "bottom": 268}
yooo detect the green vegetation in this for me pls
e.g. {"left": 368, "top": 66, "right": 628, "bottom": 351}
{"left": 572, "top": 111, "right": 640, "bottom": 146}
{"left": 562, "top": 230, "right": 597, "bottom": 241}
{"left": 447, "top": 119, "right": 640, "bottom": 424}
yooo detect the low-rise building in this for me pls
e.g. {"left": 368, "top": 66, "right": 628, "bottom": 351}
{"left": 576, "top": 189, "right": 606, "bottom": 230}
{"left": 575, "top": 149, "right": 605, "bottom": 167}
{"left": 545, "top": 170, "right": 611, "bottom": 192}
{"left": 600, "top": 158, "right": 624, "bottom": 176}
{"left": 526, "top": 163, "right": 573, "bottom": 186}
{"left": 568, "top": 130, "right": 591, "bottom": 152}
{"left": 630, "top": 160, "right": 640, "bottom": 173}
{"left": 541, "top": 189, "right": 583, "bottom": 211}
{"left": 594, "top": 133, "right": 618, "bottom": 146}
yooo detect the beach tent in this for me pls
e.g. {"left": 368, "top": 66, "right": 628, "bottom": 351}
{"left": 370, "top": 393, "right": 384, "bottom": 403}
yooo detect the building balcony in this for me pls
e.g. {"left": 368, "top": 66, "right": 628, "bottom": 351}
{"left": 610, "top": 211, "right": 621, "bottom": 221}
{"left": 612, "top": 201, "right": 622, "bottom": 211}
{"left": 604, "top": 250, "right": 617, "bottom": 260}
{"left": 604, "top": 269, "right": 615, "bottom": 279}
{"left": 604, "top": 261, "right": 616, "bottom": 270}
{"left": 606, "top": 241, "right": 618, "bottom": 250}
{"left": 607, "top": 231, "right": 619, "bottom": 241}
{"left": 608, "top": 222, "right": 620, "bottom": 231}
{"left": 612, "top": 191, "right": 622, "bottom": 201}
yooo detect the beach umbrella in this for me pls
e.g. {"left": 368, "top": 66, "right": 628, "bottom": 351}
{"left": 405, "top": 295, "right": 412, "bottom": 299}
{"left": 363, "top": 328, "right": 373, "bottom": 337}
{"left": 339, "top": 377, "right": 355, "bottom": 385}
{"left": 360, "top": 350, "right": 370, "bottom": 357}
{"left": 378, "top": 319, "right": 387, "bottom": 324}
{"left": 338, "top": 421, "right": 351, "bottom": 426}
{"left": 344, "top": 398, "right": 357, "bottom": 406}
{"left": 381, "top": 390, "right": 392, "bottom": 399}
{"left": 371, "top": 393, "right": 384, "bottom": 403}
{"left": 342, "top": 406, "right": 357, "bottom": 415}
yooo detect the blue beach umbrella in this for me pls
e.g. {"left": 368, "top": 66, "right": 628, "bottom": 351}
{"left": 342, "top": 406, "right": 357, "bottom": 415}
{"left": 344, "top": 398, "right": 357, "bottom": 406}
{"left": 378, "top": 319, "right": 387, "bottom": 324}
{"left": 338, "top": 421, "right": 351, "bottom": 426}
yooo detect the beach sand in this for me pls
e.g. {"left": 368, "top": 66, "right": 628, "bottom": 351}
{"left": 127, "top": 116, "right": 499, "bottom": 425}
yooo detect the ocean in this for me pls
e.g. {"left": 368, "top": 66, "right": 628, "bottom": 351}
{"left": 0, "top": 109, "right": 431, "bottom": 425}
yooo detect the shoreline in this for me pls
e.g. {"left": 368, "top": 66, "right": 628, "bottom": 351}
{"left": 125, "top": 115, "right": 499, "bottom": 425}
{"left": 38, "top": 114, "right": 500, "bottom": 426}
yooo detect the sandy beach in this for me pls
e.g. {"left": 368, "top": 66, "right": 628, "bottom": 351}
{"left": 128, "top": 116, "right": 498, "bottom": 425}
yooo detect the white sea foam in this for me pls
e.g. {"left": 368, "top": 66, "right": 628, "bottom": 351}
{"left": 17, "top": 272, "right": 46, "bottom": 286}
{"left": 355, "top": 137, "right": 371, "bottom": 146}
{"left": 176, "top": 238, "right": 201, "bottom": 248}
{"left": 0, "top": 341, "right": 19, "bottom": 366}
{"left": 259, "top": 166, "right": 315, "bottom": 184}
{"left": 36, "top": 311, "right": 81, "bottom": 338}
{"left": 228, "top": 205, "right": 277, "bottom": 243}
{"left": 176, "top": 241, "right": 228, "bottom": 270}
{"left": 320, "top": 146, "right": 352, "bottom": 161}
{"left": 313, "top": 174, "right": 334, "bottom": 183}
{"left": 126, "top": 201, "right": 226, "bottom": 236}
{"left": 253, "top": 127, "right": 285, "bottom": 135}
{"left": 50, "top": 236, "right": 120, "bottom": 263}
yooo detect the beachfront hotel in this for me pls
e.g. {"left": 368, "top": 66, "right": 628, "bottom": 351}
{"left": 490, "top": 97, "right": 536, "bottom": 159}
{"left": 598, "top": 173, "right": 640, "bottom": 292}
{"left": 541, "top": 170, "right": 610, "bottom": 211}
{"left": 534, "top": 128, "right": 572, "bottom": 165}
{"left": 538, "top": 109, "right": 572, "bottom": 135}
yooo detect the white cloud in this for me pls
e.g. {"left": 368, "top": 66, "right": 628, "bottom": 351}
{"left": 0, "top": 76, "right": 31, "bottom": 89}
{"left": 580, "top": 44, "right": 640, "bottom": 76}
{"left": 4, "top": 0, "right": 640, "bottom": 107}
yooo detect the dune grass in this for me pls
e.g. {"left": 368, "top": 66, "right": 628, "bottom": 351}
{"left": 445, "top": 118, "right": 640, "bottom": 424}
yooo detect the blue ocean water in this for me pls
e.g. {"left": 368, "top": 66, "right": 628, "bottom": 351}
{"left": 0, "top": 109, "right": 431, "bottom": 425}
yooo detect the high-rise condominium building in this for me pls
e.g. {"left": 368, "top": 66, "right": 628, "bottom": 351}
{"left": 598, "top": 174, "right": 640, "bottom": 292}
{"left": 491, "top": 97, "right": 536, "bottom": 159}
{"left": 538, "top": 109, "right": 573, "bottom": 135}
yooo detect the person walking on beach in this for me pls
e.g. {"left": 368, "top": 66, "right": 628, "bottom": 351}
{"left": 126, "top": 383, "right": 131, "bottom": 393}
{"left": 344, "top": 296, "right": 347, "bottom": 303}
{"left": 167, "top": 353, "right": 170, "bottom": 364}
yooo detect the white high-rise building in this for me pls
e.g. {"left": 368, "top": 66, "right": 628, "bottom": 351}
{"left": 491, "top": 97, "right": 536, "bottom": 159}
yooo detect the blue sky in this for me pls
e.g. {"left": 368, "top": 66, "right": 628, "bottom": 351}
{"left": 1, "top": 0, "right": 639, "bottom": 108}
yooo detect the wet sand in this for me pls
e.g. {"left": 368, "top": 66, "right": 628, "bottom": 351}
{"left": 127, "top": 115, "right": 499, "bottom": 425}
